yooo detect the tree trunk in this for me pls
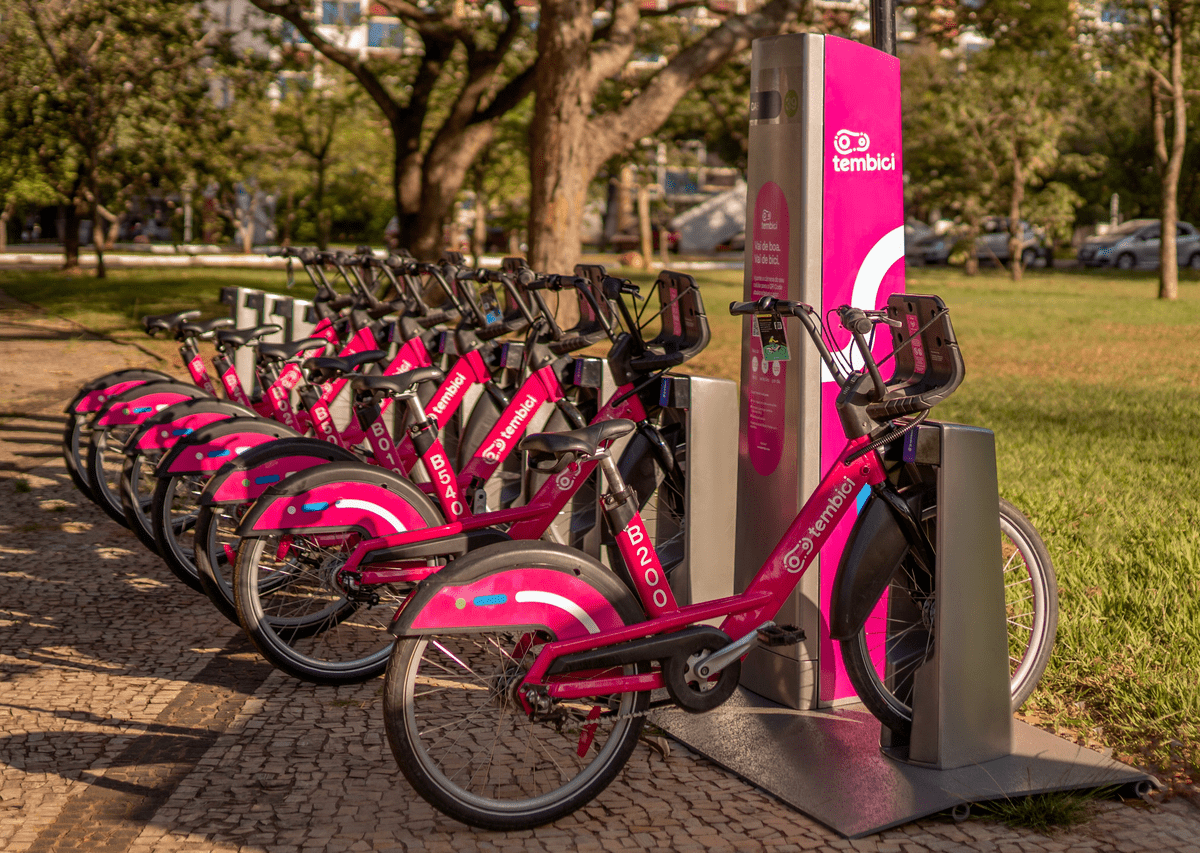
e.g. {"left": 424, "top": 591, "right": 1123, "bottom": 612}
{"left": 1008, "top": 140, "right": 1025, "bottom": 283}
{"left": 0, "top": 201, "right": 12, "bottom": 253}
{"left": 315, "top": 162, "right": 329, "bottom": 251}
{"left": 411, "top": 123, "right": 495, "bottom": 261}
{"left": 91, "top": 197, "right": 107, "bottom": 279}
{"left": 62, "top": 203, "right": 80, "bottom": 271}
{"left": 1157, "top": 16, "right": 1187, "bottom": 301}
{"left": 638, "top": 184, "right": 652, "bottom": 269}
{"left": 963, "top": 216, "right": 981, "bottom": 276}
{"left": 526, "top": 0, "right": 598, "bottom": 275}
{"left": 526, "top": 0, "right": 805, "bottom": 273}
{"left": 471, "top": 180, "right": 487, "bottom": 267}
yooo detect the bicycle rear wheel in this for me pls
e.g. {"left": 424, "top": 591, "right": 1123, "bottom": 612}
{"left": 840, "top": 497, "right": 1057, "bottom": 735}
{"left": 232, "top": 478, "right": 442, "bottom": 684}
{"left": 384, "top": 628, "right": 648, "bottom": 830}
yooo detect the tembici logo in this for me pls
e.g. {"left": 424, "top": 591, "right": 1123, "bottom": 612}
{"left": 831, "top": 128, "right": 896, "bottom": 174}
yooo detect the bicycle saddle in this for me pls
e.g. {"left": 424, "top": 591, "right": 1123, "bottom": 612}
{"left": 178, "top": 317, "right": 236, "bottom": 339}
{"left": 257, "top": 338, "right": 329, "bottom": 362}
{"left": 519, "top": 418, "right": 636, "bottom": 459}
{"left": 143, "top": 309, "right": 200, "bottom": 333}
{"left": 351, "top": 367, "right": 444, "bottom": 396}
{"left": 303, "top": 350, "right": 388, "bottom": 381}
{"left": 216, "top": 324, "right": 282, "bottom": 349}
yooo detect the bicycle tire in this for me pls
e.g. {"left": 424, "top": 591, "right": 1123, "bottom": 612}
{"left": 233, "top": 474, "right": 443, "bottom": 684}
{"left": 840, "top": 497, "right": 1057, "bottom": 735}
{"left": 194, "top": 502, "right": 244, "bottom": 625}
{"left": 86, "top": 422, "right": 141, "bottom": 527}
{"left": 121, "top": 445, "right": 167, "bottom": 554}
{"left": 383, "top": 547, "right": 649, "bottom": 830}
{"left": 150, "top": 471, "right": 211, "bottom": 592}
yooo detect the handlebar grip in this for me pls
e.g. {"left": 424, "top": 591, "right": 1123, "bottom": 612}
{"left": 729, "top": 297, "right": 812, "bottom": 317}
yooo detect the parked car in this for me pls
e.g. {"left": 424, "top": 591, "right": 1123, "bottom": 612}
{"left": 905, "top": 217, "right": 1049, "bottom": 267}
{"left": 1077, "top": 219, "right": 1200, "bottom": 269}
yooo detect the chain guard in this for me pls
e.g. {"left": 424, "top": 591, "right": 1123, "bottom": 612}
{"left": 663, "top": 630, "right": 740, "bottom": 713}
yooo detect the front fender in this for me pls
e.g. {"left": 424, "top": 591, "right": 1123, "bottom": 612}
{"left": 391, "top": 542, "right": 643, "bottom": 641}
{"left": 236, "top": 461, "right": 442, "bottom": 538}
{"left": 828, "top": 494, "right": 909, "bottom": 641}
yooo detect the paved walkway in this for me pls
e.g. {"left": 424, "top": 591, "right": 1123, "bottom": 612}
{"left": 1, "top": 301, "right": 1199, "bottom": 852}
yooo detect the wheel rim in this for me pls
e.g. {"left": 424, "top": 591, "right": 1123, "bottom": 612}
{"left": 854, "top": 508, "right": 1050, "bottom": 721}
{"left": 238, "top": 533, "right": 407, "bottom": 675}
{"left": 392, "top": 632, "right": 643, "bottom": 815}
{"left": 93, "top": 425, "right": 137, "bottom": 517}
{"left": 126, "top": 451, "right": 161, "bottom": 542}
{"left": 160, "top": 474, "right": 209, "bottom": 584}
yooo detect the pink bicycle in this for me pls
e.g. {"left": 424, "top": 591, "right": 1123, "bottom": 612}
{"left": 380, "top": 292, "right": 1057, "bottom": 829}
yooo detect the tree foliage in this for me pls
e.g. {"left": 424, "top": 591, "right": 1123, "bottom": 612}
{"left": 0, "top": 0, "right": 218, "bottom": 274}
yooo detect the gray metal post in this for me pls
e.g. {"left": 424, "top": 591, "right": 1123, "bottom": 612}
{"left": 902, "top": 423, "right": 1013, "bottom": 768}
{"left": 736, "top": 33, "right": 826, "bottom": 709}
{"left": 870, "top": 0, "right": 896, "bottom": 56}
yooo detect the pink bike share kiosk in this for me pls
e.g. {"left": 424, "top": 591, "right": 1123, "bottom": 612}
{"left": 656, "top": 23, "right": 1150, "bottom": 838}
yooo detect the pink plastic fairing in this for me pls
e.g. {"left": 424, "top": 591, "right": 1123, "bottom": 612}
{"left": 819, "top": 36, "right": 906, "bottom": 702}
{"left": 247, "top": 481, "right": 431, "bottom": 537}
{"left": 135, "top": 411, "right": 237, "bottom": 451}
{"left": 95, "top": 390, "right": 199, "bottom": 427}
{"left": 165, "top": 431, "right": 284, "bottom": 475}
{"left": 406, "top": 568, "right": 628, "bottom": 639}
{"left": 74, "top": 380, "right": 149, "bottom": 414}
{"left": 209, "top": 454, "right": 344, "bottom": 503}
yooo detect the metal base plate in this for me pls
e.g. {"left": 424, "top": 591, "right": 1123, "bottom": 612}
{"left": 653, "top": 687, "right": 1152, "bottom": 838}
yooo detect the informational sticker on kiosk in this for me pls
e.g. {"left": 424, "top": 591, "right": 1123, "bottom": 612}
{"left": 747, "top": 180, "right": 790, "bottom": 476}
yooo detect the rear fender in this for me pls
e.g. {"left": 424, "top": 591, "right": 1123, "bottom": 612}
{"left": 93, "top": 382, "right": 210, "bottom": 427}
{"left": 156, "top": 420, "right": 300, "bottom": 477}
{"left": 200, "top": 438, "right": 361, "bottom": 506}
{"left": 129, "top": 399, "right": 256, "bottom": 454}
{"left": 828, "top": 494, "right": 909, "bottom": 641}
{"left": 236, "top": 461, "right": 442, "bottom": 538}
{"left": 391, "top": 542, "right": 643, "bottom": 641}
{"left": 66, "top": 369, "right": 176, "bottom": 415}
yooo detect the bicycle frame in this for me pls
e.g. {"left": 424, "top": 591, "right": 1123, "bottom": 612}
{"left": 331, "top": 387, "right": 650, "bottom": 581}
{"left": 401, "top": 431, "right": 887, "bottom": 703}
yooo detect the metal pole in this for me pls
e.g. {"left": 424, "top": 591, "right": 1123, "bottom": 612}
{"left": 870, "top": 0, "right": 896, "bottom": 55}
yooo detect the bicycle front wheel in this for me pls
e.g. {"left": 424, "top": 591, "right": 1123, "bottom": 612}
{"left": 384, "top": 628, "right": 648, "bottom": 830}
{"left": 840, "top": 497, "right": 1057, "bottom": 735}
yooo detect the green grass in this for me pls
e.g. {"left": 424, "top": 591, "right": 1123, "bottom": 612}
{"left": 973, "top": 787, "right": 1116, "bottom": 833}
{"left": 4, "top": 261, "right": 1200, "bottom": 785}
{"left": 0, "top": 267, "right": 300, "bottom": 341}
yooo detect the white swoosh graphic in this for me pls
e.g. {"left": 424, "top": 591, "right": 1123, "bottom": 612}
{"left": 820, "top": 225, "right": 905, "bottom": 383}
{"left": 515, "top": 590, "right": 601, "bottom": 634}
{"left": 334, "top": 498, "right": 408, "bottom": 533}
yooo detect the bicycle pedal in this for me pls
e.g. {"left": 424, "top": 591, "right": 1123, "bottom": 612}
{"left": 756, "top": 624, "right": 806, "bottom": 647}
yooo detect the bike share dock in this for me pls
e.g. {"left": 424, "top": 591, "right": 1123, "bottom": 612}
{"left": 654, "top": 22, "right": 1151, "bottom": 839}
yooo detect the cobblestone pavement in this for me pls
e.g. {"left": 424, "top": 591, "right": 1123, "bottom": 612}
{"left": 2, "top": 301, "right": 1200, "bottom": 852}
